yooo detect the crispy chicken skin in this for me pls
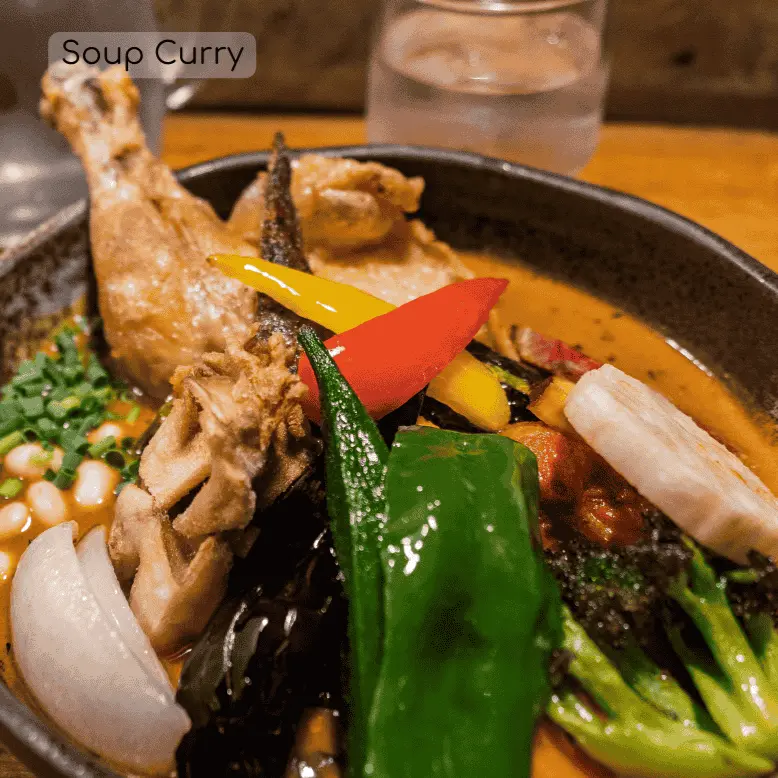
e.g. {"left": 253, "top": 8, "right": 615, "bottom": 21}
{"left": 109, "top": 333, "right": 316, "bottom": 653}
{"left": 229, "top": 155, "right": 473, "bottom": 305}
{"left": 142, "top": 333, "right": 315, "bottom": 537}
{"left": 40, "top": 63, "right": 258, "bottom": 398}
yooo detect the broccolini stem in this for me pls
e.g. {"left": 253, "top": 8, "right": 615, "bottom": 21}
{"left": 562, "top": 609, "right": 666, "bottom": 728}
{"left": 669, "top": 541, "right": 778, "bottom": 759}
{"left": 615, "top": 637, "right": 716, "bottom": 731}
{"left": 548, "top": 687, "right": 773, "bottom": 778}
{"left": 745, "top": 613, "right": 778, "bottom": 689}
{"left": 552, "top": 608, "right": 775, "bottom": 777}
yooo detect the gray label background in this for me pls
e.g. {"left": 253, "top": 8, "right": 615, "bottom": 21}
{"left": 48, "top": 32, "right": 256, "bottom": 78}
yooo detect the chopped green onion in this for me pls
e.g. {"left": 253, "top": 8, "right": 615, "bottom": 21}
{"left": 121, "top": 436, "right": 135, "bottom": 450}
{"left": 19, "top": 396, "right": 45, "bottom": 420}
{"left": 50, "top": 449, "right": 84, "bottom": 490}
{"left": 60, "top": 450, "right": 84, "bottom": 472}
{"left": 105, "top": 449, "right": 128, "bottom": 470}
{"left": 30, "top": 449, "right": 53, "bottom": 467}
{"left": 43, "top": 469, "right": 56, "bottom": 483}
{"left": 19, "top": 381, "right": 47, "bottom": 398}
{"left": 61, "top": 364, "right": 84, "bottom": 384}
{"left": 20, "top": 427, "right": 38, "bottom": 442}
{"left": 44, "top": 368, "right": 66, "bottom": 389}
{"left": 76, "top": 414, "right": 103, "bottom": 435}
{"left": 0, "top": 478, "right": 23, "bottom": 499}
{"left": 46, "top": 386, "right": 70, "bottom": 403}
{"left": 91, "top": 386, "right": 115, "bottom": 403}
{"left": 0, "top": 431, "right": 24, "bottom": 456}
{"left": 125, "top": 405, "right": 141, "bottom": 424}
{"left": 52, "top": 469, "right": 76, "bottom": 490}
{"left": 47, "top": 396, "right": 80, "bottom": 420}
{"left": 79, "top": 396, "right": 100, "bottom": 413}
{"left": 60, "top": 429, "right": 89, "bottom": 454}
{"left": 117, "top": 457, "right": 140, "bottom": 487}
{"left": 36, "top": 418, "right": 58, "bottom": 440}
{"left": 0, "top": 402, "right": 19, "bottom": 420}
{"left": 0, "top": 415, "right": 23, "bottom": 437}
{"left": 11, "top": 368, "right": 42, "bottom": 387}
{"left": 88, "top": 436, "right": 116, "bottom": 459}
{"left": 86, "top": 357, "right": 110, "bottom": 387}
{"left": 72, "top": 381, "right": 93, "bottom": 398}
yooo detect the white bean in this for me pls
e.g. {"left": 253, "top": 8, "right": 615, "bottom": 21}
{"left": 3, "top": 444, "right": 63, "bottom": 481}
{"left": 88, "top": 423, "right": 124, "bottom": 444}
{"left": 0, "top": 551, "right": 14, "bottom": 581}
{"left": 27, "top": 482, "right": 68, "bottom": 526}
{"left": 73, "top": 461, "right": 119, "bottom": 510}
{"left": 3, "top": 443, "right": 49, "bottom": 481}
{"left": 0, "top": 502, "right": 30, "bottom": 540}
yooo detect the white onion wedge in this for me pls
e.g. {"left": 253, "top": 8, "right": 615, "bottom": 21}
{"left": 76, "top": 526, "right": 172, "bottom": 695}
{"left": 11, "top": 522, "right": 190, "bottom": 774}
{"left": 565, "top": 364, "right": 778, "bottom": 563}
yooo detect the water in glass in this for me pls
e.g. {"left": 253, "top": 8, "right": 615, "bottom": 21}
{"left": 367, "top": 2, "right": 608, "bottom": 174}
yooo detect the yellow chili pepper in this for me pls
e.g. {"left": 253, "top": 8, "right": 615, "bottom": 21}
{"left": 208, "top": 254, "right": 511, "bottom": 431}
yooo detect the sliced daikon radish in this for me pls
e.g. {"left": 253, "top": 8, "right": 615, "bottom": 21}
{"left": 565, "top": 364, "right": 778, "bottom": 563}
{"left": 11, "top": 522, "right": 190, "bottom": 774}
{"left": 76, "top": 526, "right": 172, "bottom": 696}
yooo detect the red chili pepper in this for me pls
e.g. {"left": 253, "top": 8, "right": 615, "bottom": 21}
{"left": 298, "top": 277, "right": 508, "bottom": 424}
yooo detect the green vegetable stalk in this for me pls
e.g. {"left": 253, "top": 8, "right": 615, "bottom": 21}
{"left": 667, "top": 540, "right": 778, "bottom": 760}
{"left": 614, "top": 636, "right": 716, "bottom": 731}
{"left": 365, "top": 426, "right": 562, "bottom": 778}
{"left": 745, "top": 612, "right": 778, "bottom": 689}
{"left": 550, "top": 608, "right": 773, "bottom": 778}
{"left": 298, "top": 326, "right": 389, "bottom": 777}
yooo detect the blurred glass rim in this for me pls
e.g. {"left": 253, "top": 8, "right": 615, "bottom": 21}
{"left": 419, "top": 0, "right": 595, "bottom": 12}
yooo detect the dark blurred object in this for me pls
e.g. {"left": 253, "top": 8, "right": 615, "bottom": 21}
{"left": 160, "top": 0, "right": 778, "bottom": 129}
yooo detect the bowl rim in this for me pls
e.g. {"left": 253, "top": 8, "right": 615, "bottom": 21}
{"left": 0, "top": 143, "right": 775, "bottom": 777}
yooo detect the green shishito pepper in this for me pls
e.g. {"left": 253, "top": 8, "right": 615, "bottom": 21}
{"left": 299, "top": 327, "right": 563, "bottom": 778}
{"left": 298, "top": 326, "right": 389, "bottom": 776}
{"left": 365, "top": 426, "right": 562, "bottom": 778}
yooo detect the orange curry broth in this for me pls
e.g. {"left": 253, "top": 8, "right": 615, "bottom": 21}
{"left": 0, "top": 258, "right": 776, "bottom": 778}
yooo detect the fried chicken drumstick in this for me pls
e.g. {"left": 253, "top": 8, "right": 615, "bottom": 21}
{"left": 40, "top": 63, "right": 258, "bottom": 398}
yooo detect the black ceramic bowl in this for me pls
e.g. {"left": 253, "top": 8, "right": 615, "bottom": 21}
{"left": 0, "top": 146, "right": 776, "bottom": 777}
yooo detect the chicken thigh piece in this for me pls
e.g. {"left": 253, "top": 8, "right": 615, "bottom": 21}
{"left": 40, "top": 63, "right": 257, "bottom": 398}
{"left": 228, "top": 154, "right": 473, "bottom": 305}
{"left": 229, "top": 154, "right": 424, "bottom": 251}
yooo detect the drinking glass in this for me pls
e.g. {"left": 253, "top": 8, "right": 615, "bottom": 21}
{"left": 366, "top": 0, "right": 609, "bottom": 175}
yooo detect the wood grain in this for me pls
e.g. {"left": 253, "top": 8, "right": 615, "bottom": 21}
{"left": 607, "top": 0, "right": 778, "bottom": 126}
{"left": 158, "top": 0, "right": 778, "bottom": 127}
{"left": 1, "top": 114, "right": 777, "bottom": 776}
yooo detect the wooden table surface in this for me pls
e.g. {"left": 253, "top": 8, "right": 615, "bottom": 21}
{"left": 1, "top": 115, "right": 777, "bottom": 777}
